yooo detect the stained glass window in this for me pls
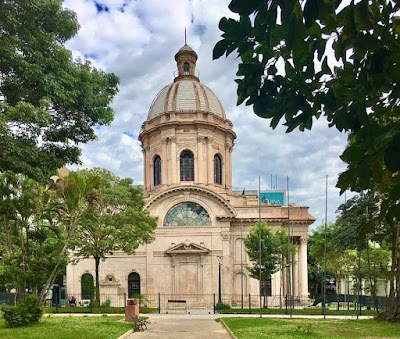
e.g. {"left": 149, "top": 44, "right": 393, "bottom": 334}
{"left": 154, "top": 155, "right": 161, "bottom": 186}
{"left": 164, "top": 202, "right": 211, "bottom": 226}
{"left": 180, "top": 150, "right": 194, "bottom": 181}
{"left": 214, "top": 154, "right": 222, "bottom": 184}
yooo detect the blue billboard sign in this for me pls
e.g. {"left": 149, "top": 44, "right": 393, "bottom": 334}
{"left": 259, "top": 191, "right": 286, "bottom": 206}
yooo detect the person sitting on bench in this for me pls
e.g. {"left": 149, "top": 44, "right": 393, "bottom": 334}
{"left": 69, "top": 296, "right": 76, "bottom": 307}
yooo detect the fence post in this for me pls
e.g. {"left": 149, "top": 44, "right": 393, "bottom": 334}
{"left": 248, "top": 294, "right": 251, "bottom": 314}
{"left": 124, "top": 293, "right": 126, "bottom": 307}
{"left": 90, "top": 297, "right": 93, "bottom": 313}
{"left": 158, "top": 293, "right": 161, "bottom": 314}
{"left": 213, "top": 293, "right": 216, "bottom": 314}
{"left": 284, "top": 294, "right": 287, "bottom": 314}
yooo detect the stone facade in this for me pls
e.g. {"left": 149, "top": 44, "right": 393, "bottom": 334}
{"left": 66, "top": 45, "right": 315, "bottom": 307}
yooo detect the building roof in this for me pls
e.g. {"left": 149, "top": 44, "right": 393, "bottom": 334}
{"left": 147, "top": 80, "right": 226, "bottom": 119}
{"left": 146, "top": 44, "right": 226, "bottom": 120}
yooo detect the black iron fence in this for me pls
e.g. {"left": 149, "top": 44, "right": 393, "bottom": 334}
{"left": 1, "top": 292, "right": 389, "bottom": 316}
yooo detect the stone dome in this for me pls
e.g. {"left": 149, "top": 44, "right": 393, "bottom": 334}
{"left": 147, "top": 44, "right": 226, "bottom": 120}
{"left": 148, "top": 80, "right": 226, "bottom": 119}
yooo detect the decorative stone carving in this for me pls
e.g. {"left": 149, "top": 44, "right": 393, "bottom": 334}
{"left": 221, "top": 231, "right": 230, "bottom": 240}
{"left": 166, "top": 241, "right": 210, "bottom": 255}
{"left": 100, "top": 274, "right": 120, "bottom": 286}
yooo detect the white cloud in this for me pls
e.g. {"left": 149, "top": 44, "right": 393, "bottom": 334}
{"left": 63, "top": 0, "right": 353, "bottom": 230}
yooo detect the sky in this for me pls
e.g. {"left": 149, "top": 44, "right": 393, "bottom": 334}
{"left": 63, "top": 0, "right": 353, "bottom": 230}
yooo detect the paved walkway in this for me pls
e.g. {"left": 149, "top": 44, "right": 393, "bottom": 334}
{"left": 117, "top": 313, "right": 373, "bottom": 339}
{"left": 120, "top": 314, "right": 232, "bottom": 339}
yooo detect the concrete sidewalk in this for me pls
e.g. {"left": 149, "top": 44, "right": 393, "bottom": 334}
{"left": 117, "top": 313, "right": 373, "bottom": 339}
{"left": 119, "top": 314, "right": 232, "bottom": 339}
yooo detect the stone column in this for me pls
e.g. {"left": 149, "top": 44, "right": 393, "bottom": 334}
{"left": 206, "top": 137, "right": 213, "bottom": 185}
{"left": 161, "top": 139, "right": 168, "bottom": 185}
{"left": 224, "top": 142, "right": 228, "bottom": 188}
{"left": 293, "top": 242, "right": 299, "bottom": 298}
{"left": 197, "top": 136, "right": 204, "bottom": 184}
{"left": 144, "top": 146, "right": 150, "bottom": 191}
{"left": 298, "top": 237, "right": 308, "bottom": 301}
{"left": 224, "top": 141, "right": 233, "bottom": 190}
{"left": 220, "top": 230, "right": 231, "bottom": 296}
{"left": 142, "top": 148, "right": 147, "bottom": 192}
{"left": 171, "top": 255, "right": 177, "bottom": 294}
{"left": 170, "top": 137, "right": 177, "bottom": 184}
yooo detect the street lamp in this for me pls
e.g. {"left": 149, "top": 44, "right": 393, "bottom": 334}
{"left": 217, "top": 256, "right": 223, "bottom": 306}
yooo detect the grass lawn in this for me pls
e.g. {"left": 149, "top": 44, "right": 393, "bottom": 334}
{"left": 0, "top": 315, "right": 132, "bottom": 339}
{"left": 222, "top": 318, "right": 400, "bottom": 339}
{"left": 217, "top": 307, "right": 377, "bottom": 316}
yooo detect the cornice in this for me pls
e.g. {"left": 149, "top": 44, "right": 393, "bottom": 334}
{"left": 144, "top": 185, "right": 236, "bottom": 217}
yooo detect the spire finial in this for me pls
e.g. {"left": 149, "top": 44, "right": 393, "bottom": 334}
{"left": 184, "top": 27, "right": 187, "bottom": 45}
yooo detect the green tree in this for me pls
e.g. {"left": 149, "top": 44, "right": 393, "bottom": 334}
{"left": 244, "top": 222, "right": 294, "bottom": 303}
{"left": 337, "top": 192, "right": 396, "bottom": 316}
{"left": 0, "top": 0, "right": 119, "bottom": 181}
{"left": 308, "top": 223, "right": 340, "bottom": 298}
{"left": 214, "top": 0, "right": 400, "bottom": 319}
{"left": 38, "top": 170, "right": 102, "bottom": 304}
{"left": 0, "top": 172, "right": 67, "bottom": 295}
{"left": 213, "top": 0, "right": 399, "bottom": 227}
{"left": 70, "top": 169, "right": 157, "bottom": 305}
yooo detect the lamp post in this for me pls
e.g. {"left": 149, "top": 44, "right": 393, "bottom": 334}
{"left": 217, "top": 256, "right": 223, "bottom": 306}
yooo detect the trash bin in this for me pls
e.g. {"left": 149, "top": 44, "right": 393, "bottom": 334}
{"left": 125, "top": 299, "right": 139, "bottom": 322}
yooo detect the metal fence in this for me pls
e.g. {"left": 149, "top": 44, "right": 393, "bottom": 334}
{"left": 1, "top": 292, "right": 389, "bottom": 316}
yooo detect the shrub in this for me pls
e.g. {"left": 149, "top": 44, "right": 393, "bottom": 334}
{"left": 1, "top": 295, "right": 43, "bottom": 328}
{"left": 215, "top": 303, "right": 231, "bottom": 311}
{"left": 101, "top": 299, "right": 111, "bottom": 307}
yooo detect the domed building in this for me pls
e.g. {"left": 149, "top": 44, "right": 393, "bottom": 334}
{"left": 66, "top": 45, "right": 315, "bottom": 310}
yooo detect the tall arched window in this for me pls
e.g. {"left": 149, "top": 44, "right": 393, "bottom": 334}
{"left": 128, "top": 272, "right": 141, "bottom": 298}
{"left": 183, "top": 62, "right": 190, "bottom": 75}
{"left": 180, "top": 150, "right": 194, "bottom": 181}
{"left": 81, "top": 273, "right": 94, "bottom": 300}
{"left": 154, "top": 155, "right": 161, "bottom": 186}
{"left": 214, "top": 154, "right": 222, "bottom": 184}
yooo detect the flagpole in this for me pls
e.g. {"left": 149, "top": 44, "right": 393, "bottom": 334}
{"left": 323, "top": 175, "right": 328, "bottom": 319}
{"left": 287, "top": 176, "right": 292, "bottom": 317}
{"left": 258, "top": 176, "right": 262, "bottom": 317}
{"left": 240, "top": 217, "right": 244, "bottom": 309}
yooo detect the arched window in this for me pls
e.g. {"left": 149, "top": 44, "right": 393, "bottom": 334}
{"left": 164, "top": 202, "right": 211, "bottom": 226}
{"left": 128, "top": 272, "right": 141, "bottom": 298}
{"left": 81, "top": 273, "right": 94, "bottom": 300}
{"left": 154, "top": 155, "right": 161, "bottom": 186}
{"left": 183, "top": 62, "right": 190, "bottom": 75}
{"left": 180, "top": 150, "right": 194, "bottom": 181}
{"left": 214, "top": 154, "right": 222, "bottom": 184}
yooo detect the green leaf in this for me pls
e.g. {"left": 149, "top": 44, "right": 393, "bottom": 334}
{"left": 392, "top": 16, "right": 400, "bottom": 35}
{"left": 354, "top": 0, "right": 372, "bottom": 31}
{"left": 228, "top": 0, "right": 259, "bottom": 16}
{"left": 304, "top": 0, "right": 319, "bottom": 28}
{"left": 384, "top": 138, "right": 400, "bottom": 172}
{"left": 218, "top": 17, "right": 229, "bottom": 32}
{"left": 213, "top": 39, "right": 229, "bottom": 59}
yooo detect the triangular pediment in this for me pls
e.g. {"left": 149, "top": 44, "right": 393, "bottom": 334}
{"left": 166, "top": 241, "right": 209, "bottom": 255}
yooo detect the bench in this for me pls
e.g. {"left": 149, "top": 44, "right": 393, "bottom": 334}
{"left": 166, "top": 299, "right": 187, "bottom": 314}
{"left": 132, "top": 315, "right": 147, "bottom": 331}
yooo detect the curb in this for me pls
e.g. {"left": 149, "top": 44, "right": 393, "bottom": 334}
{"left": 219, "top": 319, "right": 237, "bottom": 339}
{"left": 117, "top": 329, "right": 133, "bottom": 339}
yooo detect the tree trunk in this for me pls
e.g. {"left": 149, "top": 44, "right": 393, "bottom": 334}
{"left": 95, "top": 255, "right": 101, "bottom": 306}
{"left": 386, "top": 223, "right": 399, "bottom": 319}
{"left": 37, "top": 217, "right": 77, "bottom": 305}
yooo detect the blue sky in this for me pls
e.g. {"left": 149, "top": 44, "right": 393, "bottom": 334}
{"left": 63, "top": 0, "right": 352, "bottom": 229}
